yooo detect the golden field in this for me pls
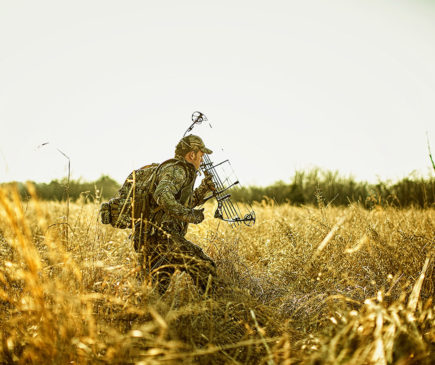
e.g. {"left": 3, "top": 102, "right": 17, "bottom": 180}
{"left": 0, "top": 187, "right": 433, "bottom": 364}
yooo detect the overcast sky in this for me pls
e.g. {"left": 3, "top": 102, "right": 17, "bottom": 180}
{"left": 1, "top": 0, "right": 435, "bottom": 186}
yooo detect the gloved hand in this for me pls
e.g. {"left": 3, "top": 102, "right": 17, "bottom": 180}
{"left": 189, "top": 208, "right": 205, "bottom": 224}
{"left": 202, "top": 172, "right": 217, "bottom": 192}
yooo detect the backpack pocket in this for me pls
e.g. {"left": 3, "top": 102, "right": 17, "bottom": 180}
{"left": 99, "top": 198, "right": 131, "bottom": 229}
{"left": 99, "top": 202, "right": 111, "bottom": 224}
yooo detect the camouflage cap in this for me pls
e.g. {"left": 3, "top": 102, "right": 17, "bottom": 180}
{"left": 176, "top": 135, "right": 213, "bottom": 155}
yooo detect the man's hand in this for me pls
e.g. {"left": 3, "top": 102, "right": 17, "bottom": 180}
{"left": 202, "top": 172, "right": 216, "bottom": 192}
{"left": 189, "top": 208, "right": 205, "bottom": 224}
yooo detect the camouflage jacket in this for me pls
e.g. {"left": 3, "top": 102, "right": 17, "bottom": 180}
{"left": 148, "top": 157, "right": 211, "bottom": 236}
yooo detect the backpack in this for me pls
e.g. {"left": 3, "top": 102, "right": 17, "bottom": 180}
{"left": 99, "top": 160, "right": 173, "bottom": 229}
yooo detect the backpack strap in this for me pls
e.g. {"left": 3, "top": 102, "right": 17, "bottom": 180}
{"left": 138, "top": 158, "right": 183, "bottom": 218}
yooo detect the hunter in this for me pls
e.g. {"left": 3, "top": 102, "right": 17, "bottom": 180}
{"left": 126, "top": 135, "right": 217, "bottom": 294}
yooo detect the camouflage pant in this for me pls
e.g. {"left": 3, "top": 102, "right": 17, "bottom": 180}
{"left": 133, "top": 225, "right": 216, "bottom": 294}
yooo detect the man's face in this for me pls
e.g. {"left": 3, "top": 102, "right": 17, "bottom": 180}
{"left": 190, "top": 150, "right": 204, "bottom": 170}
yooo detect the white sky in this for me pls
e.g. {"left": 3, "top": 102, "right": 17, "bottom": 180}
{"left": 1, "top": 0, "right": 435, "bottom": 186}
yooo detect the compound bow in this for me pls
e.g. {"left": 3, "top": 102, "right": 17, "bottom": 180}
{"left": 184, "top": 111, "right": 256, "bottom": 227}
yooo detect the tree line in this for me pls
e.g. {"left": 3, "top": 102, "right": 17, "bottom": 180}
{"left": 3, "top": 169, "right": 434, "bottom": 208}
{"left": 5, "top": 175, "right": 120, "bottom": 203}
{"left": 232, "top": 168, "right": 435, "bottom": 208}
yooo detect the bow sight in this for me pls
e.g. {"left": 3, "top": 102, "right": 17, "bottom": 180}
{"left": 184, "top": 111, "right": 256, "bottom": 227}
{"left": 184, "top": 111, "right": 208, "bottom": 137}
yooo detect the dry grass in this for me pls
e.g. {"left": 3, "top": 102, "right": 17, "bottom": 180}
{"left": 0, "top": 186, "right": 433, "bottom": 364}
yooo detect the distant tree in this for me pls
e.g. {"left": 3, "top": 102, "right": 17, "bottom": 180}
{"left": 3, "top": 175, "right": 121, "bottom": 202}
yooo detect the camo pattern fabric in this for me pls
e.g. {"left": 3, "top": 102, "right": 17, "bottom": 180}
{"left": 118, "top": 163, "right": 160, "bottom": 202}
{"left": 140, "top": 230, "right": 217, "bottom": 295}
{"left": 110, "top": 157, "right": 212, "bottom": 234}
{"left": 151, "top": 157, "right": 212, "bottom": 236}
{"left": 107, "top": 163, "right": 161, "bottom": 228}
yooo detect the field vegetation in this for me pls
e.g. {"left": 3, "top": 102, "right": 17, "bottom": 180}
{"left": 0, "top": 185, "right": 433, "bottom": 364}
{"left": 6, "top": 168, "right": 435, "bottom": 208}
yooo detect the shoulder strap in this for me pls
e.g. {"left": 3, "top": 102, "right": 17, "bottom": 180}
{"left": 144, "top": 158, "right": 185, "bottom": 194}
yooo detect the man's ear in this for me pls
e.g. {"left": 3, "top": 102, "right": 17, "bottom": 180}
{"left": 185, "top": 151, "right": 194, "bottom": 161}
